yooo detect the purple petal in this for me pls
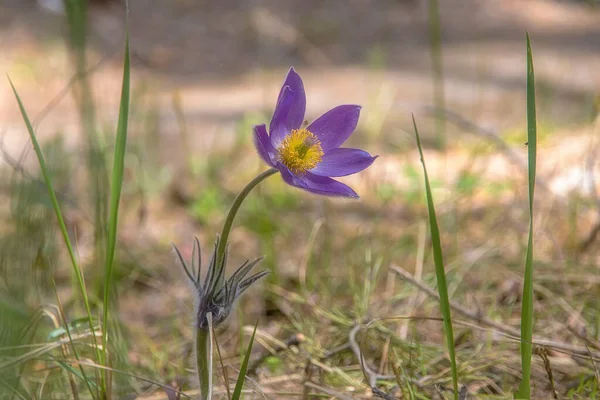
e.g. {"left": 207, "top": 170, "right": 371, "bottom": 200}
{"left": 253, "top": 124, "right": 276, "bottom": 167}
{"left": 307, "top": 105, "right": 361, "bottom": 151}
{"left": 311, "top": 148, "right": 377, "bottom": 177}
{"left": 277, "top": 163, "right": 358, "bottom": 198}
{"left": 270, "top": 68, "right": 306, "bottom": 146}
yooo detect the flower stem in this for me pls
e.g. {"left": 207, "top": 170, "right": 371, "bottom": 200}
{"left": 196, "top": 168, "right": 276, "bottom": 398}
{"left": 215, "top": 168, "right": 277, "bottom": 284}
{"left": 196, "top": 314, "right": 213, "bottom": 400}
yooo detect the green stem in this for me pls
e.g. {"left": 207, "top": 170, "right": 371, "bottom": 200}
{"left": 215, "top": 168, "right": 277, "bottom": 284}
{"left": 195, "top": 168, "right": 276, "bottom": 398}
{"left": 196, "top": 326, "right": 212, "bottom": 400}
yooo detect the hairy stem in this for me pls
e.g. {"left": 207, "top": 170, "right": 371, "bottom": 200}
{"left": 196, "top": 319, "right": 213, "bottom": 400}
{"left": 215, "top": 168, "right": 277, "bottom": 286}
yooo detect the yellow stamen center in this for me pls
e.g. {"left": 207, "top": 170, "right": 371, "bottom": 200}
{"left": 277, "top": 128, "right": 324, "bottom": 175}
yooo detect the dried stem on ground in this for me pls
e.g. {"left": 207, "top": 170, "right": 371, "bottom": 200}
{"left": 349, "top": 324, "right": 396, "bottom": 395}
{"left": 534, "top": 347, "right": 558, "bottom": 400}
{"left": 303, "top": 381, "right": 355, "bottom": 400}
{"left": 247, "top": 333, "right": 305, "bottom": 375}
{"left": 423, "top": 106, "right": 553, "bottom": 193}
{"left": 391, "top": 264, "right": 600, "bottom": 360}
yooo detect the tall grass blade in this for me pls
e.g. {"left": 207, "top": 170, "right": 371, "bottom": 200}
{"left": 412, "top": 115, "right": 459, "bottom": 399}
{"left": 516, "top": 32, "right": 537, "bottom": 400}
{"left": 64, "top": 0, "right": 88, "bottom": 60}
{"left": 232, "top": 322, "right": 258, "bottom": 400}
{"left": 101, "top": 34, "right": 130, "bottom": 374}
{"left": 8, "top": 78, "right": 101, "bottom": 374}
{"left": 64, "top": 0, "right": 107, "bottom": 263}
{"left": 427, "top": 0, "right": 445, "bottom": 149}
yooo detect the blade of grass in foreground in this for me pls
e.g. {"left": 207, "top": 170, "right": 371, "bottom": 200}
{"left": 412, "top": 115, "right": 459, "bottom": 399}
{"left": 101, "top": 34, "right": 130, "bottom": 376}
{"left": 232, "top": 322, "right": 258, "bottom": 400}
{"left": 516, "top": 32, "right": 537, "bottom": 400}
{"left": 8, "top": 79, "right": 101, "bottom": 397}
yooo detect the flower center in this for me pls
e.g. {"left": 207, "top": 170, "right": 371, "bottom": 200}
{"left": 277, "top": 128, "right": 324, "bottom": 174}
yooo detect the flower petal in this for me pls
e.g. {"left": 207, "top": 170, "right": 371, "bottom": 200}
{"left": 277, "top": 163, "right": 358, "bottom": 198}
{"left": 253, "top": 124, "right": 276, "bottom": 166}
{"left": 270, "top": 68, "right": 306, "bottom": 146}
{"left": 307, "top": 105, "right": 361, "bottom": 151}
{"left": 311, "top": 148, "right": 377, "bottom": 177}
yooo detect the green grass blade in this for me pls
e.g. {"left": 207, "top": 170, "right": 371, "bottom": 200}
{"left": 64, "top": 0, "right": 88, "bottom": 57}
{"left": 428, "top": 0, "right": 445, "bottom": 149}
{"left": 412, "top": 115, "right": 459, "bottom": 399}
{"left": 8, "top": 78, "right": 101, "bottom": 382}
{"left": 101, "top": 34, "right": 130, "bottom": 368}
{"left": 52, "top": 280, "right": 97, "bottom": 399}
{"left": 0, "top": 378, "right": 28, "bottom": 400}
{"left": 53, "top": 358, "right": 99, "bottom": 390}
{"left": 516, "top": 32, "right": 537, "bottom": 400}
{"left": 232, "top": 322, "right": 258, "bottom": 400}
{"left": 65, "top": 0, "right": 105, "bottom": 266}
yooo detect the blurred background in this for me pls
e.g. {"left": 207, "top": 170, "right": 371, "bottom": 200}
{"left": 1, "top": 0, "right": 600, "bottom": 398}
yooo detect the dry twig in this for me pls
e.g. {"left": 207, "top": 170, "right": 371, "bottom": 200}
{"left": 349, "top": 323, "right": 397, "bottom": 398}
{"left": 303, "top": 382, "right": 356, "bottom": 400}
{"left": 534, "top": 347, "right": 558, "bottom": 400}
{"left": 391, "top": 264, "right": 600, "bottom": 360}
{"left": 423, "top": 106, "right": 553, "bottom": 193}
{"left": 247, "top": 333, "right": 305, "bottom": 375}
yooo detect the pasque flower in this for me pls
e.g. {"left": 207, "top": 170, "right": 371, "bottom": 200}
{"left": 254, "top": 67, "right": 377, "bottom": 198}
{"left": 170, "top": 67, "right": 376, "bottom": 400}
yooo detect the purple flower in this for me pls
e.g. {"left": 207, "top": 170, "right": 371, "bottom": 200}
{"left": 254, "top": 67, "right": 377, "bottom": 198}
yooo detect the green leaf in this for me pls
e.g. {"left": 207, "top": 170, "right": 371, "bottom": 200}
{"left": 232, "top": 322, "right": 258, "bottom": 400}
{"left": 516, "top": 32, "right": 537, "bottom": 400}
{"left": 412, "top": 115, "right": 459, "bottom": 399}
{"left": 101, "top": 33, "right": 130, "bottom": 368}
{"left": 8, "top": 78, "right": 101, "bottom": 384}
